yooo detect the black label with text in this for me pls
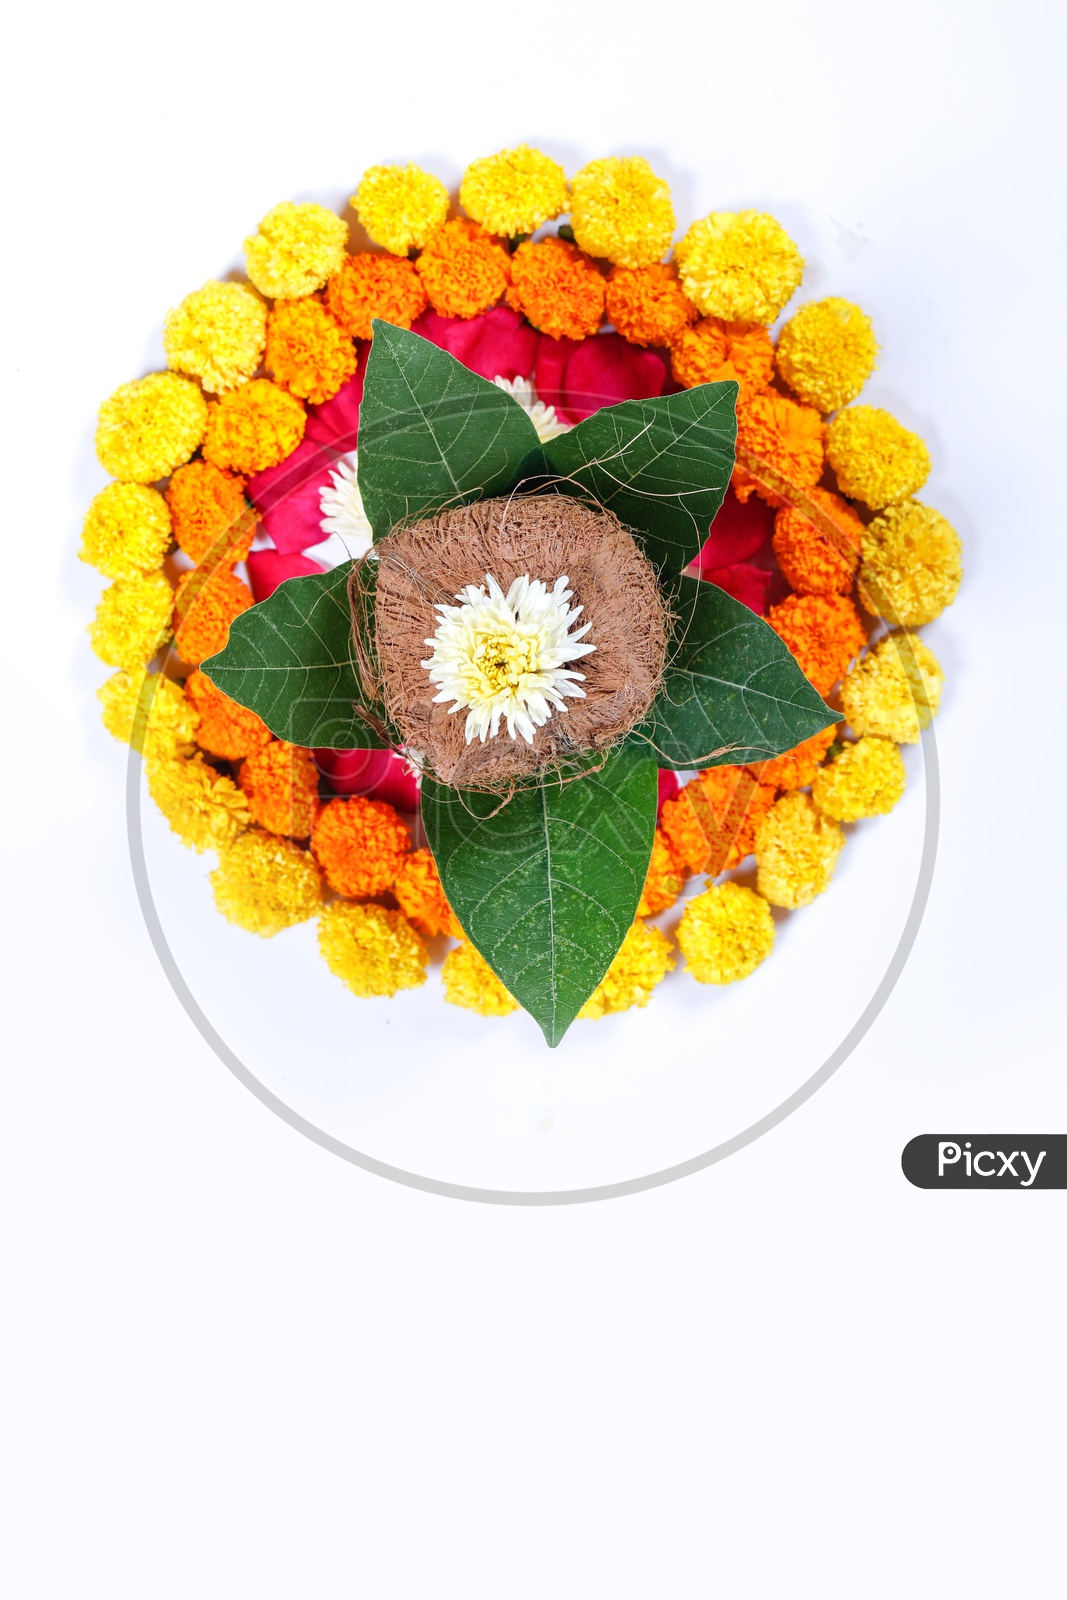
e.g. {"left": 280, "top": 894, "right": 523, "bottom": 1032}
{"left": 902, "top": 1135, "right": 1067, "bottom": 1189}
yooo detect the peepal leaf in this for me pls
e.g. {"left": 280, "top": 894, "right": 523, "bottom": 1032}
{"left": 630, "top": 578, "right": 838, "bottom": 769}
{"left": 202, "top": 563, "right": 392, "bottom": 749}
{"left": 357, "top": 321, "right": 542, "bottom": 538}
{"left": 533, "top": 381, "right": 738, "bottom": 580}
{"left": 423, "top": 747, "right": 658, "bottom": 1047}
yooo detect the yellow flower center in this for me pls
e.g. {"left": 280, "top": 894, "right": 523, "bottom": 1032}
{"left": 469, "top": 624, "right": 539, "bottom": 694}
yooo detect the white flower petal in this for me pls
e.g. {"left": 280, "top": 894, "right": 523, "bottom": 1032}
{"left": 421, "top": 567, "right": 597, "bottom": 744}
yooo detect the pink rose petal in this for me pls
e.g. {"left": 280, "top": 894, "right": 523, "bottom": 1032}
{"left": 657, "top": 769, "right": 680, "bottom": 816}
{"left": 699, "top": 562, "right": 773, "bottom": 616}
{"left": 695, "top": 488, "right": 774, "bottom": 568}
{"left": 304, "top": 344, "right": 369, "bottom": 455}
{"left": 248, "top": 440, "right": 338, "bottom": 554}
{"left": 246, "top": 550, "right": 326, "bottom": 604}
{"left": 410, "top": 305, "right": 540, "bottom": 383}
{"left": 560, "top": 336, "right": 671, "bottom": 422}
{"left": 315, "top": 747, "right": 420, "bottom": 812}
{"left": 532, "top": 336, "right": 585, "bottom": 421}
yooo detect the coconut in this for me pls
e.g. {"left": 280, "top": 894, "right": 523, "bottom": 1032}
{"left": 363, "top": 494, "right": 667, "bottom": 790}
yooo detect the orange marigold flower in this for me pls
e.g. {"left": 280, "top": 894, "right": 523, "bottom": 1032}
{"left": 415, "top": 218, "right": 511, "bottom": 320}
{"left": 660, "top": 767, "right": 778, "bottom": 876}
{"left": 239, "top": 741, "right": 320, "bottom": 838}
{"left": 311, "top": 795, "right": 411, "bottom": 898}
{"left": 202, "top": 379, "right": 306, "bottom": 476}
{"left": 768, "top": 592, "right": 867, "bottom": 695}
{"left": 393, "top": 847, "right": 462, "bottom": 937}
{"left": 605, "top": 263, "right": 697, "bottom": 348}
{"left": 184, "top": 669, "right": 272, "bottom": 760}
{"left": 165, "top": 460, "right": 254, "bottom": 566}
{"left": 264, "top": 297, "right": 357, "bottom": 406}
{"left": 669, "top": 317, "right": 774, "bottom": 401}
{"left": 172, "top": 567, "right": 253, "bottom": 667}
{"left": 506, "top": 237, "right": 605, "bottom": 341}
{"left": 772, "top": 487, "right": 863, "bottom": 596}
{"left": 732, "top": 389, "right": 824, "bottom": 506}
{"left": 745, "top": 725, "right": 837, "bottom": 790}
{"left": 326, "top": 252, "right": 429, "bottom": 340}
{"left": 637, "top": 827, "right": 685, "bottom": 916}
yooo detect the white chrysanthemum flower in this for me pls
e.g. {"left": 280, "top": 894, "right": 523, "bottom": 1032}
{"left": 493, "top": 375, "right": 571, "bottom": 442}
{"left": 318, "top": 453, "right": 373, "bottom": 554}
{"left": 422, "top": 572, "right": 596, "bottom": 744}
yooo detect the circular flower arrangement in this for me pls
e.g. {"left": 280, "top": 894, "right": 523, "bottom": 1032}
{"left": 83, "top": 146, "right": 961, "bottom": 1046}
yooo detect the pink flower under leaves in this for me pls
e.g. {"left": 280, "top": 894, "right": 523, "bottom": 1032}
{"left": 315, "top": 747, "right": 420, "bottom": 811}
{"left": 246, "top": 550, "right": 326, "bottom": 603}
{"left": 535, "top": 332, "right": 676, "bottom": 424}
{"left": 697, "top": 562, "right": 772, "bottom": 615}
{"left": 304, "top": 345, "right": 369, "bottom": 455}
{"left": 697, "top": 488, "right": 774, "bottom": 568}
{"left": 411, "top": 304, "right": 541, "bottom": 384}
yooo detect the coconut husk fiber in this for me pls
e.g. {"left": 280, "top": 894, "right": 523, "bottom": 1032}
{"left": 362, "top": 494, "right": 668, "bottom": 790}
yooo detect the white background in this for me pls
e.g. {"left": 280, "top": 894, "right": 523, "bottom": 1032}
{"left": 3, "top": 0, "right": 1066, "bottom": 1593}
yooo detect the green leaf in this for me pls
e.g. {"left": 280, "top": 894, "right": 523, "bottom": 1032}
{"left": 357, "top": 321, "right": 542, "bottom": 539}
{"left": 629, "top": 578, "right": 839, "bottom": 770}
{"left": 201, "top": 563, "right": 393, "bottom": 750}
{"left": 533, "top": 382, "right": 738, "bottom": 580}
{"left": 423, "top": 747, "right": 658, "bottom": 1047}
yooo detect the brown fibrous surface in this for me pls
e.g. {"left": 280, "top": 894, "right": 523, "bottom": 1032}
{"left": 366, "top": 494, "right": 668, "bottom": 790}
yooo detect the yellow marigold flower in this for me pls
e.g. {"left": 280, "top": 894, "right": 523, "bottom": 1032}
{"left": 840, "top": 632, "right": 943, "bottom": 744}
{"left": 165, "top": 461, "right": 254, "bottom": 566}
{"left": 859, "top": 500, "right": 963, "bottom": 625}
{"left": 318, "top": 901, "right": 428, "bottom": 999}
{"left": 746, "top": 725, "right": 837, "bottom": 791}
{"left": 767, "top": 591, "right": 866, "bottom": 695}
{"left": 670, "top": 317, "right": 774, "bottom": 400}
{"left": 243, "top": 201, "right": 348, "bottom": 299}
{"left": 163, "top": 280, "right": 267, "bottom": 395}
{"left": 202, "top": 378, "right": 306, "bottom": 475}
{"left": 812, "top": 736, "right": 906, "bottom": 823}
{"left": 146, "top": 750, "right": 250, "bottom": 853}
{"left": 172, "top": 566, "right": 253, "bottom": 667}
{"left": 240, "top": 740, "right": 321, "bottom": 839}
{"left": 325, "top": 253, "right": 428, "bottom": 340}
{"left": 825, "top": 405, "right": 931, "bottom": 509}
{"left": 394, "top": 848, "right": 462, "bottom": 938}
{"left": 755, "top": 791, "right": 844, "bottom": 910}
{"left": 264, "top": 297, "right": 357, "bottom": 405}
{"left": 606, "top": 262, "right": 697, "bottom": 347}
{"left": 311, "top": 795, "right": 410, "bottom": 896}
{"left": 569, "top": 156, "right": 675, "bottom": 270}
{"left": 98, "top": 669, "right": 199, "bottom": 762}
{"left": 506, "top": 236, "right": 605, "bottom": 340}
{"left": 79, "top": 482, "right": 172, "bottom": 579}
{"left": 184, "top": 668, "right": 271, "bottom": 760}
{"left": 578, "top": 922, "right": 674, "bottom": 1019}
{"left": 460, "top": 144, "right": 567, "bottom": 237}
{"left": 441, "top": 941, "right": 518, "bottom": 1017}
{"left": 775, "top": 298, "right": 878, "bottom": 413}
{"left": 675, "top": 211, "right": 804, "bottom": 325}
{"left": 416, "top": 218, "right": 511, "bottom": 320}
{"left": 210, "top": 830, "right": 323, "bottom": 937}
{"left": 771, "top": 488, "right": 863, "bottom": 597}
{"left": 88, "top": 569, "right": 174, "bottom": 671}
{"left": 637, "top": 827, "right": 685, "bottom": 917}
{"left": 354, "top": 164, "right": 449, "bottom": 257}
{"left": 732, "top": 388, "right": 824, "bottom": 506}
{"left": 677, "top": 881, "right": 775, "bottom": 985}
{"left": 661, "top": 767, "right": 778, "bottom": 876}
{"left": 95, "top": 372, "right": 207, "bottom": 483}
